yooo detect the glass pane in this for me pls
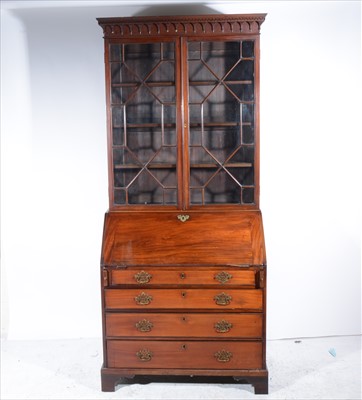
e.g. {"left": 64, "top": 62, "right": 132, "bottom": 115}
{"left": 203, "top": 127, "right": 240, "bottom": 163}
{"left": 128, "top": 170, "right": 163, "bottom": 205}
{"left": 110, "top": 44, "right": 122, "bottom": 62}
{"left": 126, "top": 127, "right": 162, "bottom": 163}
{"left": 203, "top": 85, "right": 240, "bottom": 123}
{"left": 114, "top": 168, "right": 141, "bottom": 188}
{"left": 190, "top": 188, "right": 203, "bottom": 204}
{"left": 114, "top": 189, "right": 126, "bottom": 205}
{"left": 126, "top": 86, "right": 162, "bottom": 125}
{"left": 124, "top": 43, "right": 160, "bottom": 80}
{"left": 162, "top": 42, "right": 175, "bottom": 60}
{"left": 242, "top": 125, "right": 254, "bottom": 144}
{"left": 202, "top": 42, "right": 240, "bottom": 79}
{"left": 190, "top": 166, "right": 218, "bottom": 187}
{"left": 110, "top": 41, "right": 177, "bottom": 206}
{"left": 242, "top": 187, "right": 254, "bottom": 204}
{"left": 242, "top": 41, "right": 254, "bottom": 58}
{"left": 204, "top": 171, "right": 241, "bottom": 204}
{"left": 151, "top": 168, "right": 177, "bottom": 187}
{"left": 188, "top": 40, "right": 255, "bottom": 205}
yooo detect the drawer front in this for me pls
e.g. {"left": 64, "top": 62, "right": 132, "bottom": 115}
{"left": 107, "top": 340, "right": 262, "bottom": 369}
{"left": 106, "top": 312, "right": 262, "bottom": 338}
{"left": 110, "top": 269, "right": 256, "bottom": 286}
{"left": 105, "top": 289, "right": 263, "bottom": 310}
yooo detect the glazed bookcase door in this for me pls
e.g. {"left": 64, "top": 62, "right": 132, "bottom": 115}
{"left": 109, "top": 41, "right": 179, "bottom": 206}
{"left": 187, "top": 39, "right": 256, "bottom": 206}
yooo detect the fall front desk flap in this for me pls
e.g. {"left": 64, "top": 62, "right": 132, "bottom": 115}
{"left": 101, "top": 211, "right": 266, "bottom": 267}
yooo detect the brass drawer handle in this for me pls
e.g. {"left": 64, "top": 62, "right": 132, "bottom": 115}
{"left": 134, "top": 270, "right": 152, "bottom": 284}
{"left": 214, "top": 271, "right": 233, "bottom": 284}
{"left": 214, "top": 292, "right": 232, "bottom": 306}
{"left": 177, "top": 214, "right": 189, "bottom": 222}
{"left": 136, "top": 349, "right": 153, "bottom": 362}
{"left": 214, "top": 320, "right": 233, "bottom": 333}
{"left": 214, "top": 350, "right": 233, "bottom": 363}
{"left": 135, "top": 319, "right": 153, "bottom": 332}
{"left": 134, "top": 292, "right": 153, "bottom": 305}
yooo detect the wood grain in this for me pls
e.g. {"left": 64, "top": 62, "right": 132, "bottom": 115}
{"left": 101, "top": 211, "right": 266, "bottom": 266}
{"left": 106, "top": 312, "right": 262, "bottom": 338}
{"left": 107, "top": 340, "right": 263, "bottom": 369}
{"left": 105, "top": 288, "right": 262, "bottom": 310}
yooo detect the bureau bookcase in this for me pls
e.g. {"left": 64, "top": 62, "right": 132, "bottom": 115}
{"left": 98, "top": 13, "right": 268, "bottom": 394}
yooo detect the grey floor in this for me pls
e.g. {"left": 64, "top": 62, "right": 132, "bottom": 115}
{"left": 1, "top": 335, "right": 361, "bottom": 399}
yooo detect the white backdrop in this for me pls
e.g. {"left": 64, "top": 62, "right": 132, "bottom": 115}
{"left": 1, "top": 0, "right": 361, "bottom": 341}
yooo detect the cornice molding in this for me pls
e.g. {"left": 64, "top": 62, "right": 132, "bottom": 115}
{"left": 97, "top": 14, "right": 266, "bottom": 38}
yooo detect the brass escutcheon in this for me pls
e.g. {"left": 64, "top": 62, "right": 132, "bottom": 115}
{"left": 136, "top": 348, "right": 153, "bottom": 362}
{"left": 134, "top": 292, "right": 153, "bottom": 305}
{"left": 214, "top": 271, "right": 233, "bottom": 284}
{"left": 177, "top": 214, "right": 189, "bottom": 223}
{"left": 134, "top": 270, "right": 152, "bottom": 284}
{"left": 135, "top": 319, "right": 153, "bottom": 332}
{"left": 214, "top": 320, "right": 233, "bottom": 333}
{"left": 214, "top": 350, "right": 233, "bottom": 362}
{"left": 214, "top": 292, "right": 232, "bottom": 306}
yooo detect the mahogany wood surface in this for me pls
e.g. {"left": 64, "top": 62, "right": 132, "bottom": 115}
{"left": 101, "top": 211, "right": 266, "bottom": 266}
{"left": 105, "top": 312, "right": 263, "bottom": 338}
{"left": 110, "top": 268, "right": 256, "bottom": 287}
{"left": 98, "top": 13, "right": 268, "bottom": 394}
{"left": 107, "top": 340, "right": 263, "bottom": 369}
{"left": 105, "top": 288, "right": 263, "bottom": 310}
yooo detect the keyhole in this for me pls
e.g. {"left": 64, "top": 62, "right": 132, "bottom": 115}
{"left": 180, "top": 272, "right": 186, "bottom": 279}
{"left": 181, "top": 291, "right": 187, "bottom": 298}
{"left": 181, "top": 344, "right": 187, "bottom": 350}
{"left": 182, "top": 316, "right": 187, "bottom": 322}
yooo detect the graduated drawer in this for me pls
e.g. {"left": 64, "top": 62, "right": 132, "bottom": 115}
{"left": 109, "top": 268, "right": 256, "bottom": 286}
{"left": 106, "top": 312, "right": 262, "bottom": 338}
{"left": 104, "top": 289, "right": 262, "bottom": 310}
{"left": 107, "top": 340, "right": 263, "bottom": 369}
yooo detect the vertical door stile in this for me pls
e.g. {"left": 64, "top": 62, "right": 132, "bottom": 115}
{"left": 254, "top": 36, "right": 261, "bottom": 210}
{"left": 105, "top": 39, "right": 115, "bottom": 208}
{"left": 180, "top": 37, "right": 190, "bottom": 210}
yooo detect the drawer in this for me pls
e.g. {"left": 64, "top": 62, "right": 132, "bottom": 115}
{"left": 106, "top": 312, "right": 262, "bottom": 338}
{"left": 107, "top": 340, "right": 263, "bottom": 369}
{"left": 105, "top": 289, "right": 263, "bottom": 311}
{"left": 109, "top": 268, "right": 256, "bottom": 286}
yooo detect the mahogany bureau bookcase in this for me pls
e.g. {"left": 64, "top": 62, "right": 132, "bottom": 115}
{"left": 97, "top": 13, "right": 268, "bottom": 394}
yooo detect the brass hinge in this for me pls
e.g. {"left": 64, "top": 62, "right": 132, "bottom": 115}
{"left": 102, "top": 269, "right": 109, "bottom": 287}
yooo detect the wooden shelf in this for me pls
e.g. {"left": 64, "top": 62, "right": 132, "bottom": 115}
{"left": 113, "top": 123, "right": 176, "bottom": 129}
{"left": 189, "top": 122, "right": 252, "bottom": 128}
{"left": 191, "top": 162, "right": 252, "bottom": 168}
{"left": 189, "top": 80, "right": 253, "bottom": 86}
{"left": 114, "top": 163, "right": 176, "bottom": 170}
{"left": 112, "top": 80, "right": 252, "bottom": 88}
{"left": 112, "top": 81, "right": 175, "bottom": 87}
{"left": 114, "top": 162, "right": 252, "bottom": 170}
